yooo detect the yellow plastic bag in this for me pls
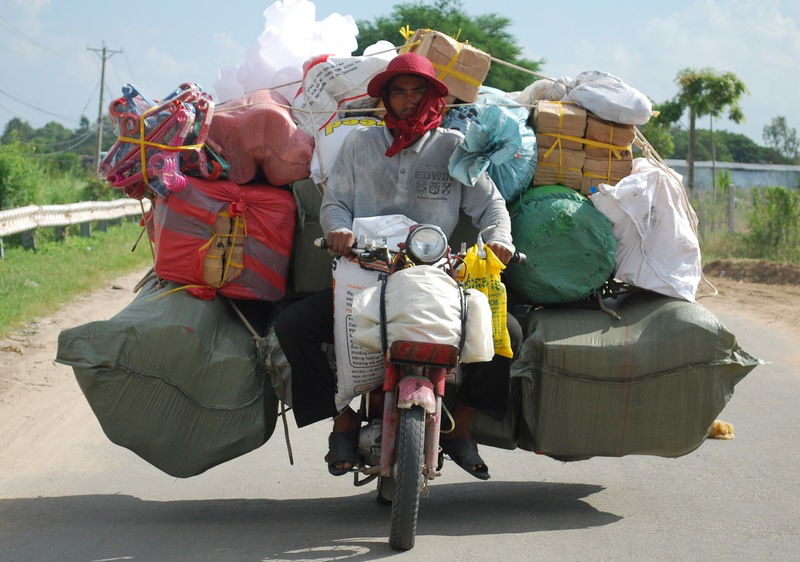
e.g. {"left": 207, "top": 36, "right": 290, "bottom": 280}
{"left": 462, "top": 244, "right": 513, "bottom": 358}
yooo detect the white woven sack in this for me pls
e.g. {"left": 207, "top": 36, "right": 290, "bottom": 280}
{"left": 590, "top": 158, "right": 701, "bottom": 301}
{"left": 332, "top": 215, "right": 415, "bottom": 411}
{"left": 309, "top": 117, "right": 384, "bottom": 184}
{"left": 291, "top": 43, "right": 395, "bottom": 136}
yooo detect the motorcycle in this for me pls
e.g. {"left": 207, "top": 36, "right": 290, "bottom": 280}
{"left": 316, "top": 224, "right": 523, "bottom": 550}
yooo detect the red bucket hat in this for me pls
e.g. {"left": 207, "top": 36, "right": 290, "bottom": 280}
{"left": 367, "top": 52, "right": 448, "bottom": 98}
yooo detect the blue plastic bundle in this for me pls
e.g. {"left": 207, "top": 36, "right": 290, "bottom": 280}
{"left": 443, "top": 86, "right": 537, "bottom": 202}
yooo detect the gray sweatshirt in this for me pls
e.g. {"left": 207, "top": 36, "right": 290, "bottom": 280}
{"left": 320, "top": 126, "right": 514, "bottom": 251}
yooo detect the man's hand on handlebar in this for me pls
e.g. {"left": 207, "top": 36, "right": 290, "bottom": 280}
{"left": 327, "top": 228, "right": 356, "bottom": 256}
{"left": 487, "top": 242, "right": 513, "bottom": 265}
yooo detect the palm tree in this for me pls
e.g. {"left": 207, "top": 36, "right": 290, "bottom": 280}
{"left": 667, "top": 68, "right": 748, "bottom": 192}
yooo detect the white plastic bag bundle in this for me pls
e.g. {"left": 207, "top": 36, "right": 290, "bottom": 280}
{"left": 214, "top": 0, "right": 359, "bottom": 103}
{"left": 590, "top": 158, "right": 701, "bottom": 301}
{"left": 292, "top": 43, "right": 395, "bottom": 136}
{"left": 353, "top": 271, "right": 494, "bottom": 364}
{"left": 332, "top": 215, "right": 416, "bottom": 411}
{"left": 562, "top": 70, "right": 653, "bottom": 125}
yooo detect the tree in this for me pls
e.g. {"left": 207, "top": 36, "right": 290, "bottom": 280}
{"left": 670, "top": 128, "right": 791, "bottom": 165}
{"left": 1, "top": 118, "right": 35, "bottom": 145}
{"left": 639, "top": 101, "right": 679, "bottom": 158}
{"left": 663, "top": 68, "right": 748, "bottom": 191}
{"left": 763, "top": 116, "right": 799, "bottom": 162}
{"left": 355, "top": 0, "right": 543, "bottom": 93}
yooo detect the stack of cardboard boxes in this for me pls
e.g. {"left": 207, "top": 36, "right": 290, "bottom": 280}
{"left": 532, "top": 101, "right": 587, "bottom": 191}
{"left": 531, "top": 101, "right": 634, "bottom": 194}
{"left": 401, "top": 29, "right": 492, "bottom": 103}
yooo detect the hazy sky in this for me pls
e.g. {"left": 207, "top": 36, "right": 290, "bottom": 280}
{"left": 1, "top": 0, "right": 799, "bottom": 145}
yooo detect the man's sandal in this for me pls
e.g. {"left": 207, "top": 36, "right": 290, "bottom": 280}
{"left": 441, "top": 437, "right": 491, "bottom": 480}
{"left": 326, "top": 429, "right": 359, "bottom": 476}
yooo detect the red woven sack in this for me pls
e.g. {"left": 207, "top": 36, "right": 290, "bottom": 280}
{"left": 152, "top": 178, "right": 296, "bottom": 300}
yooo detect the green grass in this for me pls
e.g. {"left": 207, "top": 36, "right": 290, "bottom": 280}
{"left": 0, "top": 219, "right": 153, "bottom": 338}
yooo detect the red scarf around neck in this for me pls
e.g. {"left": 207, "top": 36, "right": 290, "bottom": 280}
{"left": 381, "top": 88, "right": 446, "bottom": 157}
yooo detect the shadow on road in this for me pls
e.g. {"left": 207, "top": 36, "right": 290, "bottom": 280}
{"left": 1, "top": 480, "right": 620, "bottom": 561}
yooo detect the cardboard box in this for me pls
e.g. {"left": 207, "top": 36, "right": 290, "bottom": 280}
{"left": 581, "top": 157, "right": 633, "bottom": 194}
{"left": 585, "top": 114, "right": 635, "bottom": 159}
{"left": 401, "top": 29, "right": 491, "bottom": 103}
{"left": 532, "top": 101, "right": 587, "bottom": 150}
{"left": 533, "top": 147, "right": 585, "bottom": 190}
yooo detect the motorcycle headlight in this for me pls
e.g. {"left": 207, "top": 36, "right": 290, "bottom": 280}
{"left": 406, "top": 225, "right": 447, "bottom": 264}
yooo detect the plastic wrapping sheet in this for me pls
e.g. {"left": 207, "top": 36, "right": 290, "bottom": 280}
{"left": 444, "top": 86, "right": 537, "bottom": 202}
{"left": 505, "top": 185, "right": 616, "bottom": 304}
{"left": 511, "top": 293, "right": 759, "bottom": 458}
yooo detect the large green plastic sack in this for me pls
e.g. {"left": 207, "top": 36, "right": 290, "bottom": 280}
{"left": 56, "top": 277, "right": 278, "bottom": 477}
{"left": 511, "top": 293, "right": 758, "bottom": 459}
{"left": 505, "top": 185, "right": 616, "bottom": 304}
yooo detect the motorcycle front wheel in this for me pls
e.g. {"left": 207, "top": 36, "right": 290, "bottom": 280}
{"left": 389, "top": 406, "right": 426, "bottom": 551}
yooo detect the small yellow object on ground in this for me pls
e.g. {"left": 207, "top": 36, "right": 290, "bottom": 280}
{"left": 708, "top": 419, "right": 735, "bottom": 440}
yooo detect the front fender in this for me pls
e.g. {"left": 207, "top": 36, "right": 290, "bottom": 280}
{"left": 396, "top": 376, "right": 436, "bottom": 414}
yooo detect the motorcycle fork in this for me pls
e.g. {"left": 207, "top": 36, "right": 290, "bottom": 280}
{"left": 379, "top": 363, "right": 446, "bottom": 479}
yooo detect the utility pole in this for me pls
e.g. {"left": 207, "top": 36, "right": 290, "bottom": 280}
{"left": 88, "top": 43, "right": 122, "bottom": 168}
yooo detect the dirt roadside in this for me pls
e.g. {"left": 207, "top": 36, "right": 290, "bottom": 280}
{"left": 0, "top": 261, "right": 798, "bottom": 410}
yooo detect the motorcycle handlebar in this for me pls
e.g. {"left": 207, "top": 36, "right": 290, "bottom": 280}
{"left": 316, "top": 236, "right": 527, "bottom": 264}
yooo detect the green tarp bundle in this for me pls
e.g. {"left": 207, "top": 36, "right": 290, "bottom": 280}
{"left": 56, "top": 277, "right": 278, "bottom": 477}
{"left": 504, "top": 185, "right": 617, "bottom": 304}
{"left": 472, "top": 293, "right": 758, "bottom": 458}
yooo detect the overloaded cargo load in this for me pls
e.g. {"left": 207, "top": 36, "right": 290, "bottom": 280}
{"left": 152, "top": 177, "right": 296, "bottom": 301}
{"left": 504, "top": 185, "right": 617, "bottom": 304}
{"left": 75, "top": 0, "right": 758, "bottom": 473}
{"left": 55, "top": 277, "right": 279, "bottom": 478}
{"left": 472, "top": 293, "right": 759, "bottom": 458}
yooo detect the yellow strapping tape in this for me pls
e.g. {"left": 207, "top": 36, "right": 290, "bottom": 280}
{"left": 537, "top": 132, "right": 630, "bottom": 160}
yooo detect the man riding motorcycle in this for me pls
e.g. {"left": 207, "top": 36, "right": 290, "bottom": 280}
{"left": 275, "top": 52, "right": 520, "bottom": 480}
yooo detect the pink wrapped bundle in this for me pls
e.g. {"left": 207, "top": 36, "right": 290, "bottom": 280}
{"left": 207, "top": 89, "right": 313, "bottom": 186}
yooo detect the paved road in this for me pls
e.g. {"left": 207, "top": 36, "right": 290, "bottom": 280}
{"left": 1, "top": 298, "right": 798, "bottom": 561}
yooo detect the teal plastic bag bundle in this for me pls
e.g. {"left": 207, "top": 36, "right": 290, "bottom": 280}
{"left": 505, "top": 185, "right": 616, "bottom": 304}
{"left": 444, "top": 86, "right": 537, "bottom": 202}
{"left": 56, "top": 277, "right": 278, "bottom": 477}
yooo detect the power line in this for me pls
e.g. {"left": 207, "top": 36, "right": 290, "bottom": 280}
{"left": 0, "top": 87, "right": 75, "bottom": 120}
{"left": 0, "top": 15, "right": 57, "bottom": 52}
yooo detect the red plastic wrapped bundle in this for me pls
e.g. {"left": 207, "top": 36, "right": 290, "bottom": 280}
{"left": 152, "top": 178, "right": 296, "bottom": 301}
{"left": 207, "top": 89, "right": 313, "bottom": 186}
